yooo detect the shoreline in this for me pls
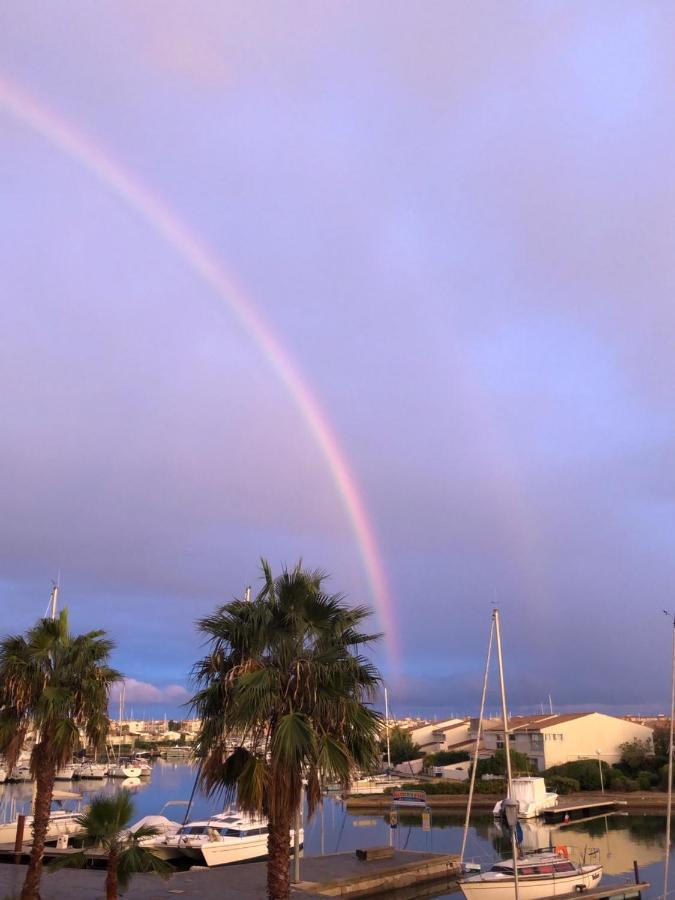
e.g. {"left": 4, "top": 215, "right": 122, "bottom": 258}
{"left": 345, "top": 790, "right": 673, "bottom": 813}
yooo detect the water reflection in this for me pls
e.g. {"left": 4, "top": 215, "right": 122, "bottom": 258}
{"left": 0, "top": 766, "right": 670, "bottom": 899}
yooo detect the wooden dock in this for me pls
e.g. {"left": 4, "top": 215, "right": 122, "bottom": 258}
{"left": 542, "top": 799, "right": 627, "bottom": 823}
{"left": 555, "top": 884, "right": 649, "bottom": 900}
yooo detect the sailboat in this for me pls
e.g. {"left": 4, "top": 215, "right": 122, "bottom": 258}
{"left": 459, "top": 610, "right": 603, "bottom": 900}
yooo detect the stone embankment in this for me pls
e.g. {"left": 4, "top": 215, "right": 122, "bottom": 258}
{"left": 345, "top": 790, "right": 673, "bottom": 813}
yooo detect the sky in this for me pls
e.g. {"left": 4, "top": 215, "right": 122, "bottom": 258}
{"left": 2, "top": 1, "right": 675, "bottom": 719}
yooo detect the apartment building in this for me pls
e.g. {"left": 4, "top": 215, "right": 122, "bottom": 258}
{"left": 478, "top": 712, "right": 653, "bottom": 772}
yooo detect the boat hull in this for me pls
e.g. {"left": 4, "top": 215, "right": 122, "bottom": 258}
{"left": 460, "top": 865, "right": 603, "bottom": 900}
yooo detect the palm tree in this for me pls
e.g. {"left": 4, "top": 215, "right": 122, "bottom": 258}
{"left": 191, "top": 560, "right": 383, "bottom": 900}
{"left": 49, "top": 790, "right": 172, "bottom": 900}
{"left": 0, "top": 610, "right": 121, "bottom": 900}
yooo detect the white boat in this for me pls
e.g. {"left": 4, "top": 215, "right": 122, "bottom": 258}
{"left": 493, "top": 778, "right": 558, "bottom": 820}
{"left": 130, "top": 758, "right": 153, "bottom": 777}
{"left": 107, "top": 763, "right": 142, "bottom": 778}
{"left": 0, "top": 766, "right": 7, "bottom": 784}
{"left": 0, "top": 790, "right": 86, "bottom": 844}
{"left": 128, "top": 814, "right": 184, "bottom": 860}
{"left": 74, "top": 762, "right": 108, "bottom": 779}
{"left": 160, "top": 811, "right": 303, "bottom": 867}
{"left": 459, "top": 848, "right": 602, "bottom": 900}
{"left": 54, "top": 765, "right": 76, "bottom": 781}
{"left": 8, "top": 765, "right": 32, "bottom": 782}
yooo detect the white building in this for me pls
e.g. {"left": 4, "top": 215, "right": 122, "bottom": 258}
{"left": 479, "top": 712, "right": 653, "bottom": 772}
{"left": 408, "top": 718, "right": 472, "bottom": 755}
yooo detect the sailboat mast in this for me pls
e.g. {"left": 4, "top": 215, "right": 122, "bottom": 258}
{"left": 494, "top": 608, "right": 513, "bottom": 793}
{"left": 49, "top": 583, "right": 58, "bottom": 620}
{"left": 384, "top": 687, "right": 392, "bottom": 770}
{"left": 663, "top": 611, "right": 675, "bottom": 900}
{"left": 460, "top": 613, "right": 494, "bottom": 865}
{"left": 494, "top": 608, "right": 519, "bottom": 900}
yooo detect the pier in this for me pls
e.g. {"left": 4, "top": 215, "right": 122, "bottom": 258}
{"left": 542, "top": 799, "right": 627, "bottom": 823}
{"left": 0, "top": 850, "right": 460, "bottom": 898}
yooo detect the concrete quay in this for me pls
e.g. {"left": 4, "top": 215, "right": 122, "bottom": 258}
{"left": 345, "top": 790, "right": 674, "bottom": 814}
{"left": 0, "top": 850, "right": 460, "bottom": 899}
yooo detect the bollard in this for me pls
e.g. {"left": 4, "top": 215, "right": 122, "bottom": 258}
{"left": 14, "top": 814, "right": 26, "bottom": 864}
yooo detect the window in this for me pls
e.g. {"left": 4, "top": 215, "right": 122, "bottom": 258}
{"left": 536, "top": 865, "right": 554, "bottom": 874}
{"left": 554, "top": 863, "right": 575, "bottom": 873}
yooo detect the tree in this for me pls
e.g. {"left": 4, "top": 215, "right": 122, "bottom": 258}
{"left": 384, "top": 726, "right": 421, "bottom": 765}
{"left": 475, "top": 748, "right": 531, "bottom": 778}
{"left": 50, "top": 790, "right": 171, "bottom": 899}
{"left": 0, "top": 610, "right": 121, "bottom": 900}
{"left": 191, "top": 560, "right": 382, "bottom": 900}
{"left": 619, "top": 738, "right": 654, "bottom": 773}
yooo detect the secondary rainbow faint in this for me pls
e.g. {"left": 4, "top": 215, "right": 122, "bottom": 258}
{"left": 0, "top": 74, "right": 399, "bottom": 669}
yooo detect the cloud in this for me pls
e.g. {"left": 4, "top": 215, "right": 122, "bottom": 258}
{"left": 110, "top": 679, "right": 190, "bottom": 707}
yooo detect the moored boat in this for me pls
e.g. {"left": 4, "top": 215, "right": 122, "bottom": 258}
{"left": 74, "top": 762, "right": 108, "bottom": 779}
{"left": 459, "top": 848, "right": 603, "bottom": 900}
{"left": 493, "top": 777, "right": 558, "bottom": 820}
{"left": 0, "top": 790, "right": 86, "bottom": 844}
{"left": 156, "top": 811, "right": 303, "bottom": 867}
{"left": 107, "top": 763, "right": 142, "bottom": 778}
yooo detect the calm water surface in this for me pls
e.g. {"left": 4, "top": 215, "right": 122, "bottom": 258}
{"left": 0, "top": 764, "right": 670, "bottom": 900}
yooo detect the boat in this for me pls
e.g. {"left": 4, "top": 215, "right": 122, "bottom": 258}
{"left": 159, "top": 811, "right": 303, "bottom": 867}
{"left": 8, "top": 764, "right": 32, "bottom": 782}
{"left": 0, "top": 790, "right": 86, "bottom": 844}
{"left": 74, "top": 762, "right": 108, "bottom": 779}
{"left": 460, "top": 848, "right": 603, "bottom": 900}
{"left": 54, "top": 764, "right": 76, "bottom": 781}
{"left": 493, "top": 777, "right": 558, "bottom": 820}
{"left": 0, "top": 765, "right": 7, "bottom": 784}
{"left": 459, "top": 609, "right": 603, "bottom": 900}
{"left": 107, "top": 763, "right": 142, "bottom": 778}
{"left": 130, "top": 758, "right": 153, "bottom": 777}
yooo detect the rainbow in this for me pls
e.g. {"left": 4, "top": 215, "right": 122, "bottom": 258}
{"left": 0, "top": 75, "right": 398, "bottom": 667}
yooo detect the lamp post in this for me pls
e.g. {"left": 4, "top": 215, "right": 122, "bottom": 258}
{"left": 596, "top": 750, "right": 604, "bottom": 795}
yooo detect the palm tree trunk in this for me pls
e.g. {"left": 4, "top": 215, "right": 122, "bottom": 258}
{"left": 21, "top": 751, "right": 56, "bottom": 900}
{"left": 105, "top": 851, "right": 119, "bottom": 900}
{"left": 267, "top": 807, "right": 292, "bottom": 900}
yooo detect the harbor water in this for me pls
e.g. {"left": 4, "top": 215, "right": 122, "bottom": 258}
{"left": 0, "top": 763, "right": 671, "bottom": 899}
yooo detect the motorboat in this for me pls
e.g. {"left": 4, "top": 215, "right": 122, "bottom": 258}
{"left": 0, "top": 765, "right": 7, "bottom": 784}
{"left": 493, "top": 777, "right": 558, "bottom": 820}
{"left": 54, "top": 764, "right": 76, "bottom": 781}
{"left": 130, "top": 758, "right": 153, "bottom": 777}
{"left": 107, "top": 763, "right": 142, "bottom": 778}
{"left": 459, "top": 847, "right": 602, "bottom": 900}
{"left": 0, "top": 790, "right": 86, "bottom": 844}
{"left": 8, "top": 764, "right": 32, "bottom": 782}
{"left": 74, "top": 762, "right": 108, "bottom": 779}
{"left": 159, "top": 811, "right": 303, "bottom": 867}
{"left": 127, "top": 814, "right": 184, "bottom": 860}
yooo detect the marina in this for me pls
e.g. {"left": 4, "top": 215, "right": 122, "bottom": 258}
{"left": 0, "top": 763, "right": 672, "bottom": 898}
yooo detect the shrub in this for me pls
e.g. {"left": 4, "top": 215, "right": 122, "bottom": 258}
{"left": 475, "top": 749, "right": 532, "bottom": 778}
{"left": 545, "top": 775, "right": 580, "bottom": 795}
{"left": 607, "top": 771, "right": 639, "bottom": 792}
{"left": 543, "top": 760, "right": 610, "bottom": 791}
{"left": 426, "top": 750, "right": 471, "bottom": 767}
{"left": 637, "top": 771, "right": 653, "bottom": 790}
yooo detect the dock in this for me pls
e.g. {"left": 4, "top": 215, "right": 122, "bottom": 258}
{"left": 556, "top": 884, "right": 649, "bottom": 900}
{"left": 0, "top": 850, "right": 460, "bottom": 898}
{"left": 542, "top": 799, "right": 627, "bottom": 823}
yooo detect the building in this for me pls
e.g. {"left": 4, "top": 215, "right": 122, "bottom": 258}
{"left": 408, "top": 718, "right": 472, "bottom": 756}
{"left": 478, "top": 712, "right": 653, "bottom": 772}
